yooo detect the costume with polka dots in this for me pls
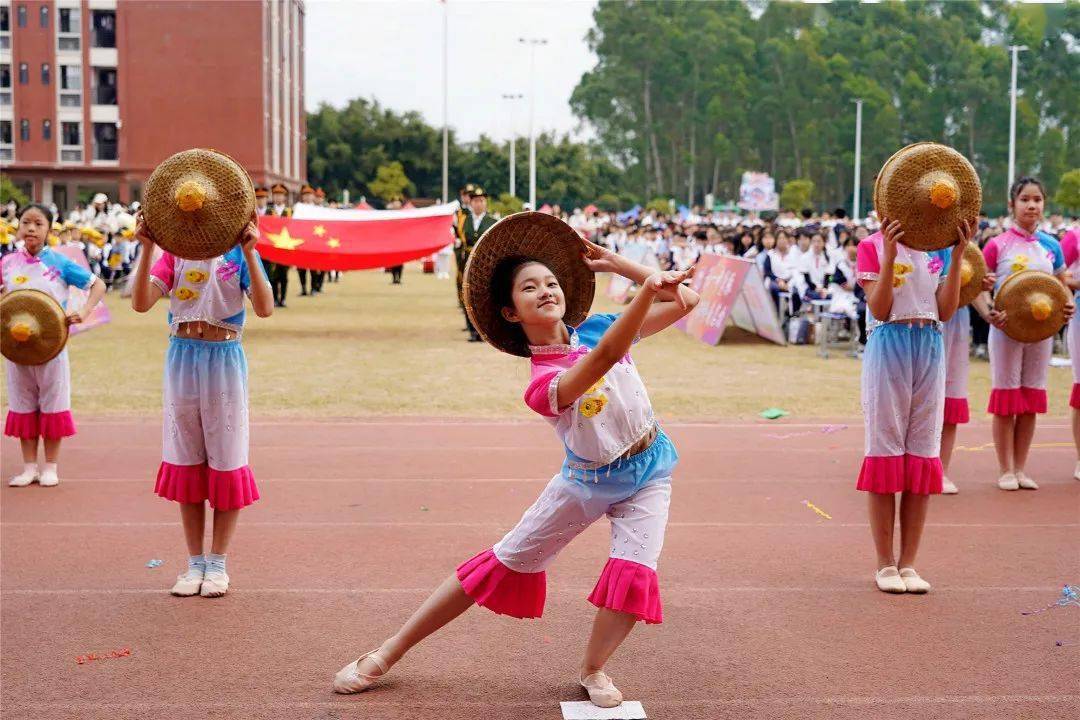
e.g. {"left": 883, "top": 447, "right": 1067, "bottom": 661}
{"left": 983, "top": 227, "right": 1065, "bottom": 416}
{"left": 854, "top": 232, "right": 951, "bottom": 495}
{"left": 2, "top": 247, "right": 94, "bottom": 440}
{"left": 148, "top": 249, "right": 266, "bottom": 510}
{"left": 456, "top": 314, "right": 676, "bottom": 624}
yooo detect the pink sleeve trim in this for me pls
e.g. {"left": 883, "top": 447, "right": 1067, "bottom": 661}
{"left": 855, "top": 237, "right": 880, "bottom": 284}
{"left": 149, "top": 251, "right": 177, "bottom": 293}
{"left": 982, "top": 238, "right": 999, "bottom": 270}
{"left": 523, "top": 368, "right": 563, "bottom": 418}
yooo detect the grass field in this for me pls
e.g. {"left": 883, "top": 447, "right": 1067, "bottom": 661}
{"left": 2, "top": 263, "right": 1074, "bottom": 418}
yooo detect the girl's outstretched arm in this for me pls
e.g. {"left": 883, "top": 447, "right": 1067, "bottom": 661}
{"left": 555, "top": 268, "right": 692, "bottom": 410}
{"left": 581, "top": 238, "right": 696, "bottom": 308}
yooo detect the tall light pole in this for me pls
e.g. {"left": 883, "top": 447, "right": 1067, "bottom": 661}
{"left": 852, "top": 98, "right": 863, "bottom": 221}
{"left": 441, "top": 1, "right": 449, "bottom": 204}
{"left": 519, "top": 37, "right": 547, "bottom": 210}
{"left": 502, "top": 93, "right": 523, "bottom": 198}
{"left": 1007, "top": 44, "right": 1027, "bottom": 200}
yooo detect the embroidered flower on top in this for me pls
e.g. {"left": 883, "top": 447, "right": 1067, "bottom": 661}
{"left": 1011, "top": 254, "right": 1029, "bottom": 274}
{"left": 892, "top": 261, "right": 914, "bottom": 288}
{"left": 927, "top": 256, "right": 944, "bottom": 275}
{"left": 185, "top": 269, "right": 209, "bottom": 284}
{"left": 217, "top": 261, "right": 240, "bottom": 282}
{"left": 175, "top": 287, "right": 199, "bottom": 301}
{"left": 581, "top": 394, "right": 608, "bottom": 418}
{"left": 12, "top": 274, "right": 28, "bottom": 285}
{"left": 586, "top": 377, "right": 606, "bottom": 395}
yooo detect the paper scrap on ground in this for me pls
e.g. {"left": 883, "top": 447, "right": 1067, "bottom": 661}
{"left": 803, "top": 500, "right": 832, "bottom": 520}
{"left": 76, "top": 648, "right": 131, "bottom": 664}
{"left": 561, "top": 701, "right": 646, "bottom": 720}
{"left": 760, "top": 408, "right": 788, "bottom": 420}
{"left": 1021, "top": 585, "right": 1080, "bottom": 616}
{"left": 145, "top": 559, "right": 163, "bottom": 568}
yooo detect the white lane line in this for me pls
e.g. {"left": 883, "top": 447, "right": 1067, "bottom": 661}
{"left": 4, "top": 521, "right": 1074, "bottom": 529}
{"left": 1, "top": 586, "right": 1061, "bottom": 596}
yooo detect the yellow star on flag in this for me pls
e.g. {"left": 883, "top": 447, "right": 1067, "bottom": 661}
{"left": 327, "top": 238, "right": 341, "bottom": 248}
{"left": 313, "top": 225, "right": 327, "bottom": 237}
{"left": 266, "top": 227, "right": 305, "bottom": 250}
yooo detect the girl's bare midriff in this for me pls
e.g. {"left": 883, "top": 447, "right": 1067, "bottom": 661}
{"left": 174, "top": 321, "right": 236, "bottom": 342}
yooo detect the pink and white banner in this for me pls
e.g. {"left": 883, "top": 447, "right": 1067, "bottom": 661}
{"left": 257, "top": 202, "right": 458, "bottom": 271}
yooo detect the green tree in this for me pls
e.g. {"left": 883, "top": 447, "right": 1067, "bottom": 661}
{"left": 780, "top": 180, "right": 815, "bottom": 212}
{"left": 368, "top": 161, "right": 414, "bottom": 204}
{"left": 0, "top": 176, "right": 28, "bottom": 207}
{"left": 489, "top": 193, "right": 523, "bottom": 217}
{"left": 1055, "top": 169, "right": 1080, "bottom": 213}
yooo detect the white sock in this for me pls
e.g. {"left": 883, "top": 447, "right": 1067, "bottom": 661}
{"left": 205, "top": 553, "right": 226, "bottom": 574}
{"left": 42, "top": 462, "right": 57, "bottom": 475}
{"left": 188, "top": 555, "right": 205, "bottom": 574}
{"left": 22, "top": 462, "right": 38, "bottom": 476}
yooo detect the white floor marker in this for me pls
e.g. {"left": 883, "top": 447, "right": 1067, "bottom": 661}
{"left": 560, "top": 700, "right": 646, "bottom": 720}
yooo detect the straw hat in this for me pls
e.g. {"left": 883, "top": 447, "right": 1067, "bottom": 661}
{"left": 142, "top": 148, "right": 255, "bottom": 260}
{"left": 1, "top": 289, "right": 69, "bottom": 365}
{"left": 463, "top": 211, "right": 595, "bottom": 357}
{"left": 994, "top": 270, "right": 1070, "bottom": 343}
{"left": 957, "top": 241, "right": 988, "bottom": 307}
{"left": 873, "top": 142, "right": 981, "bottom": 252}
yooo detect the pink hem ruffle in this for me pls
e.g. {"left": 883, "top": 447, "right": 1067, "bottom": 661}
{"left": 1071, "top": 384, "right": 1080, "bottom": 410}
{"left": 154, "top": 462, "right": 209, "bottom": 504}
{"left": 857, "top": 454, "right": 942, "bottom": 495}
{"left": 456, "top": 548, "right": 545, "bottom": 619}
{"left": 587, "top": 558, "right": 663, "bottom": 624}
{"left": 4, "top": 411, "right": 39, "bottom": 439}
{"left": 987, "top": 388, "right": 1027, "bottom": 416}
{"left": 1021, "top": 387, "right": 1047, "bottom": 415}
{"left": 207, "top": 466, "right": 259, "bottom": 510}
{"left": 38, "top": 411, "right": 76, "bottom": 439}
{"left": 943, "top": 397, "right": 970, "bottom": 425}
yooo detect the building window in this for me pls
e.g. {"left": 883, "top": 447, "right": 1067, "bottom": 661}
{"left": 39, "top": 4, "right": 47, "bottom": 28}
{"left": 93, "top": 122, "right": 117, "bottom": 161}
{"left": 18, "top": 63, "right": 28, "bottom": 85}
{"left": 0, "top": 120, "right": 12, "bottom": 162}
{"left": 91, "top": 10, "right": 115, "bottom": 48}
{"left": 60, "top": 120, "right": 81, "bottom": 162}
{"left": 17, "top": 5, "right": 26, "bottom": 28}
{"left": 57, "top": 7, "right": 80, "bottom": 51}
{"left": 59, "top": 64, "right": 81, "bottom": 106}
{"left": 0, "top": 64, "right": 10, "bottom": 107}
{"left": 92, "top": 67, "right": 117, "bottom": 105}
{"left": 41, "top": 63, "right": 50, "bottom": 85}
{"left": 0, "top": 7, "right": 9, "bottom": 50}
{"left": 20, "top": 118, "right": 29, "bottom": 141}
{"left": 42, "top": 118, "right": 51, "bottom": 140}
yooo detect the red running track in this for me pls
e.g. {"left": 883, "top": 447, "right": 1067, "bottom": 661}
{"left": 1, "top": 418, "right": 1078, "bottom": 719}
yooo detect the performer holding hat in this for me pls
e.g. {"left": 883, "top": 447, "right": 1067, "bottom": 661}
{"left": 131, "top": 148, "right": 274, "bottom": 598}
{"left": 857, "top": 142, "right": 974, "bottom": 594}
{"left": 3, "top": 203, "right": 106, "bottom": 487}
{"left": 333, "top": 212, "right": 698, "bottom": 708}
{"left": 976, "top": 177, "right": 1073, "bottom": 491}
{"left": 939, "top": 243, "right": 994, "bottom": 494}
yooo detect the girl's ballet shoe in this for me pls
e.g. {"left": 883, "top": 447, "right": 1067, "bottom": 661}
{"left": 997, "top": 473, "right": 1020, "bottom": 491}
{"left": 1016, "top": 472, "right": 1038, "bottom": 490}
{"left": 875, "top": 565, "right": 906, "bottom": 593}
{"left": 899, "top": 567, "right": 931, "bottom": 593}
{"left": 941, "top": 476, "right": 959, "bottom": 494}
{"left": 580, "top": 671, "right": 623, "bottom": 708}
{"left": 333, "top": 649, "right": 389, "bottom": 694}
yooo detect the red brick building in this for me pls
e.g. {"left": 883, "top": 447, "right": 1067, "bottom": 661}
{"left": 1, "top": 0, "right": 306, "bottom": 211}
